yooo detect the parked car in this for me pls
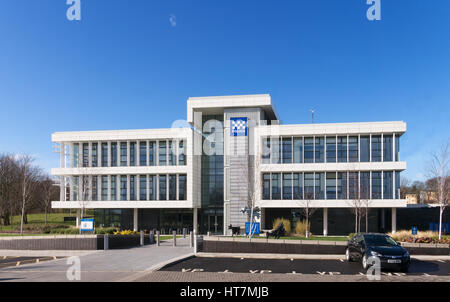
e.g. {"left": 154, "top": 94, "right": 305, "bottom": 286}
{"left": 346, "top": 233, "right": 410, "bottom": 272}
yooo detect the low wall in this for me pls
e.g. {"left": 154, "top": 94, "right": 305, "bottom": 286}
{"left": 0, "top": 235, "right": 153, "bottom": 250}
{"left": 201, "top": 236, "right": 450, "bottom": 256}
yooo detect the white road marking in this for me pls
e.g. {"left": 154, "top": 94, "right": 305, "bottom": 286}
{"left": 437, "top": 260, "right": 445, "bottom": 263}
{"left": 16, "top": 261, "right": 21, "bottom": 266}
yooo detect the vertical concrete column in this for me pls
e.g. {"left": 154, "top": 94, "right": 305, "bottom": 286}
{"left": 193, "top": 208, "right": 198, "bottom": 235}
{"left": 133, "top": 208, "right": 138, "bottom": 231}
{"left": 392, "top": 208, "right": 397, "bottom": 233}
{"left": 323, "top": 208, "right": 328, "bottom": 236}
{"left": 60, "top": 143, "right": 65, "bottom": 202}
{"left": 107, "top": 141, "right": 111, "bottom": 167}
{"left": 76, "top": 209, "right": 81, "bottom": 227}
{"left": 98, "top": 141, "right": 102, "bottom": 167}
{"left": 127, "top": 175, "right": 130, "bottom": 201}
{"left": 136, "top": 141, "right": 140, "bottom": 166}
{"left": 104, "top": 234, "right": 109, "bottom": 250}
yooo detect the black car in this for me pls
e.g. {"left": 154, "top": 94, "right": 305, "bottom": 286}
{"left": 346, "top": 233, "right": 410, "bottom": 272}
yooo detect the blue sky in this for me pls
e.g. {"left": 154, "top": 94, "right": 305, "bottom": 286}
{"left": 0, "top": 0, "right": 449, "bottom": 182}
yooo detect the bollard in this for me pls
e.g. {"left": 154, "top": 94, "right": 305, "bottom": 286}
{"left": 207, "top": 231, "right": 211, "bottom": 237}
{"left": 150, "top": 230, "right": 154, "bottom": 244}
{"left": 104, "top": 234, "right": 109, "bottom": 250}
{"left": 173, "top": 231, "right": 177, "bottom": 247}
{"left": 140, "top": 231, "right": 144, "bottom": 246}
{"left": 183, "top": 228, "right": 187, "bottom": 238}
{"left": 193, "top": 231, "right": 197, "bottom": 254}
{"left": 156, "top": 231, "right": 160, "bottom": 246}
{"left": 189, "top": 231, "right": 193, "bottom": 248}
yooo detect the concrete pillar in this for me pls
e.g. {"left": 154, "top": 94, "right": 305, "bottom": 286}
{"left": 133, "top": 208, "right": 138, "bottom": 231}
{"left": 193, "top": 208, "right": 198, "bottom": 235}
{"left": 104, "top": 234, "right": 109, "bottom": 250}
{"left": 323, "top": 208, "right": 328, "bottom": 236}
{"left": 76, "top": 209, "right": 81, "bottom": 227}
{"left": 392, "top": 208, "right": 397, "bottom": 233}
{"left": 140, "top": 231, "right": 144, "bottom": 246}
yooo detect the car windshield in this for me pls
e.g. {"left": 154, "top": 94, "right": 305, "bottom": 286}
{"left": 363, "top": 235, "right": 397, "bottom": 246}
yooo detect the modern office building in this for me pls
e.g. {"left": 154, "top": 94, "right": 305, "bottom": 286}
{"left": 51, "top": 94, "right": 407, "bottom": 235}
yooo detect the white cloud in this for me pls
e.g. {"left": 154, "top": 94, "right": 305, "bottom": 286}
{"left": 169, "top": 14, "right": 177, "bottom": 27}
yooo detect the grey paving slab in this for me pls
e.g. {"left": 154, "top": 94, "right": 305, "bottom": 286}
{"left": 0, "top": 238, "right": 193, "bottom": 282}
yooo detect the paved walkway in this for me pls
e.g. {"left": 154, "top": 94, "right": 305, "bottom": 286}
{"left": 0, "top": 238, "right": 194, "bottom": 282}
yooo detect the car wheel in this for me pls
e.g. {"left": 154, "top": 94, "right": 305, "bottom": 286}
{"left": 362, "top": 255, "right": 369, "bottom": 270}
{"left": 345, "top": 248, "right": 352, "bottom": 262}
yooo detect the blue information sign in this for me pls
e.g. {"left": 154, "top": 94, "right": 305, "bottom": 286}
{"left": 230, "top": 117, "right": 248, "bottom": 137}
{"left": 412, "top": 226, "right": 418, "bottom": 236}
{"left": 245, "top": 222, "right": 260, "bottom": 235}
{"left": 80, "top": 219, "right": 95, "bottom": 232}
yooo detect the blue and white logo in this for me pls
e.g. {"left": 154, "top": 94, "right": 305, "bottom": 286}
{"left": 80, "top": 218, "right": 95, "bottom": 232}
{"left": 231, "top": 117, "right": 248, "bottom": 137}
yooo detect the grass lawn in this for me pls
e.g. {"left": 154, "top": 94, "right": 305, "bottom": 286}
{"left": 0, "top": 212, "right": 93, "bottom": 233}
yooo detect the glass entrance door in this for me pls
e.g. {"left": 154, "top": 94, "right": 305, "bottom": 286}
{"left": 208, "top": 215, "right": 223, "bottom": 234}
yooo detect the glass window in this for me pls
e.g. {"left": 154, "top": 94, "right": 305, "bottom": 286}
{"left": 262, "top": 138, "right": 270, "bottom": 164}
{"left": 178, "top": 141, "right": 186, "bottom": 166}
{"left": 169, "top": 141, "right": 176, "bottom": 166}
{"left": 372, "top": 172, "right": 382, "bottom": 199}
{"left": 293, "top": 138, "right": 303, "bottom": 163}
{"left": 169, "top": 174, "right": 177, "bottom": 200}
{"left": 91, "top": 143, "right": 98, "bottom": 167}
{"left": 73, "top": 143, "right": 79, "bottom": 168}
{"left": 92, "top": 176, "right": 98, "bottom": 201}
{"left": 149, "top": 142, "right": 156, "bottom": 166}
{"left": 159, "top": 175, "right": 167, "bottom": 200}
{"left": 304, "top": 173, "right": 314, "bottom": 200}
{"left": 326, "top": 172, "right": 336, "bottom": 199}
{"left": 130, "top": 142, "right": 136, "bottom": 166}
{"left": 73, "top": 176, "right": 79, "bottom": 201}
{"left": 271, "top": 173, "right": 281, "bottom": 200}
{"left": 326, "top": 137, "right": 336, "bottom": 163}
{"left": 348, "top": 136, "right": 358, "bottom": 162}
{"left": 149, "top": 175, "right": 156, "bottom": 200}
{"left": 371, "top": 135, "right": 382, "bottom": 162}
{"left": 348, "top": 172, "right": 359, "bottom": 199}
{"left": 263, "top": 174, "right": 270, "bottom": 199}
{"left": 83, "top": 143, "right": 89, "bottom": 167}
{"left": 360, "top": 172, "right": 370, "bottom": 199}
{"left": 120, "top": 142, "right": 127, "bottom": 166}
{"left": 293, "top": 173, "right": 303, "bottom": 199}
{"left": 315, "top": 172, "right": 325, "bottom": 199}
{"left": 159, "top": 141, "right": 167, "bottom": 166}
{"left": 178, "top": 175, "right": 187, "bottom": 200}
{"left": 395, "top": 171, "right": 400, "bottom": 199}
{"left": 101, "top": 176, "right": 108, "bottom": 200}
{"left": 120, "top": 176, "right": 127, "bottom": 201}
{"left": 395, "top": 135, "right": 400, "bottom": 161}
{"left": 130, "top": 176, "right": 136, "bottom": 200}
{"left": 282, "top": 138, "right": 292, "bottom": 164}
{"left": 283, "top": 173, "right": 292, "bottom": 199}
{"left": 111, "top": 176, "right": 116, "bottom": 200}
{"left": 271, "top": 138, "right": 281, "bottom": 164}
{"left": 139, "top": 175, "right": 147, "bottom": 200}
{"left": 360, "top": 136, "right": 370, "bottom": 162}
{"left": 383, "top": 135, "right": 393, "bottom": 162}
{"left": 337, "top": 172, "right": 347, "bottom": 199}
{"left": 383, "top": 171, "right": 393, "bottom": 199}
{"left": 139, "top": 142, "right": 147, "bottom": 166}
{"left": 304, "top": 137, "right": 314, "bottom": 163}
{"left": 101, "top": 143, "right": 108, "bottom": 167}
{"left": 111, "top": 143, "right": 117, "bottom": 167}
{"left": 337, "top": 136, "right": 347, "bottom": 162}
{"left": 315, "top": 137, "right": 324, "bottom": 163}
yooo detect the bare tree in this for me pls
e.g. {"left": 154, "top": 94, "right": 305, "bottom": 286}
{"left": 300, "top": 192, "right": 317, "bottom": 238}
{"left": 359, "top": 172, "right": 372, "bottom": 233}
{"left": 346, "top": 172, "right": 365, "bottom": 233}
{"left": 17, "top": 155, "right": 41, "bottom": 235}
{"left": 400, "top": 177, "right": 411, "bottom": 199}
{"left": 0, "top": 155, "right": 20, "bottom": 227}
{"left": 38, "top": 176, "right": 59, "bottom": 224}
{"left": 427, "top": 141, "right": 449, "bottom": 240}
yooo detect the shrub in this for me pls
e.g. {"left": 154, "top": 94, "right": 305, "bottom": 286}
{"left": 113, "top": 230, "right": 138, "bottom": 235}
{"left": 96, "top": 227, "right": 118, "bottom": 235}
{"left": 348, "top": 233, "right": 355, "bottom": 239}
{"left": 387, "top": 230, "right": 450, "bottom": 244}
{"left": 272, "top": 218, "right": 291, "bottom": 235}
{"left": 295, "top": 220, "right": 311, "bottom": 236}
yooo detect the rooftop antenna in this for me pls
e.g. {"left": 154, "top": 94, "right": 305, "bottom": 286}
{"left": 310, "top": 109, "right": 315, "bottom": 124}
